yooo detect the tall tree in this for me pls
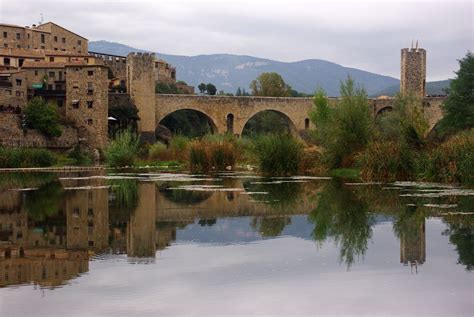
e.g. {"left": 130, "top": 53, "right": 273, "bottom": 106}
{"left": 198, "top": 83, "right": 207, "bottom": 94}
{"left": 249, "top": 72, "right": 292, "bottom": 97}
{"left": 439, "top": 52, "right": 474, "bottom": 135}
{"left": 206, "top": 83, "right": 217, "bottom": 95}
{"left": 236, "top": 87, "right": 242, "bottom": 96}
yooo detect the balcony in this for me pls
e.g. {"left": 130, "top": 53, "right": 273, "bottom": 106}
{"left": 34, "top": 89, "right": 66, "bottom": 97}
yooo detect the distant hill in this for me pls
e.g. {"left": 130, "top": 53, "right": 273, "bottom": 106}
{"left": 372, "top": 79, "right": 452, "bottom": 97}
{"left": 89, "top": 40, "right": 400, "bottom": 96}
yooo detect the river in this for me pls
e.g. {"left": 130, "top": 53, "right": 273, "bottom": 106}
{"left": 0, "top": 171, "right": 472, "bottom": 316}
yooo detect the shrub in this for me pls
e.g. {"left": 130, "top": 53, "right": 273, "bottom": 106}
{"left": 148, "top": 142, "right": 168, "bottom": 160}
{"left": 24, "top": 97, "right": 62, "bottom": 137}
{"left": 420, "top": 130, "right": 474, "bottom": 184}
{"left": 188, "top": 135, "right": 237, "bottom": 173}
{"left": 0, "top": 147, "right": 57, "bottom": 168}
{"left": 359, "top": 141, "right": 416, "bottom": 182}
{"left": 105, "top": 130, "right": 139, "bottom": 167}
{"left": 67, "top": 145, "right": 92, "bottom": 166}
{"left": 252, "top": 134, "right": 303, "bottom": 176}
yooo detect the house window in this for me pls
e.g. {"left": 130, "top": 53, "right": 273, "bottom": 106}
{"left": 72, "top": 81, "right": 79, "bottom": 89}
{"left": 88, "top": 208, "right": 93, "bottom": 215}
{"left": 87, "top": 101, "right": 93, "bottom": 108}
{"left": 41, "top": 34, "right": 45, "bottom": 43}
{"left": 40, "top": 45, "right": 45, "bottom": 49}
{"left": 54, "top": 47, "right": 58, "bottom": 51}
{"left": 62, "top": 37, "right": 65, "bottom": 43}
{"left": 49, "top": 57, "right": 54, "bottom": 62}
{"left": 16, "top": 33, "right": 20, "bottom": 40}
{"left": 57, "top": 99, "right": 63, "bottom": 107}
{"left": 87, "top": 82, "right": 93, "bottom": 95}
{"left": 87, "top": 70, "right": 93, "bottom": 76}
{"left": 78, "top": 40, "right": 81, "bottom": 45}
{"left": 56, "top": 84, "right": 62, "bottom": 90}
{"left": 2, "top": 32, "right": 7, "bottom": 38}
{"left": 48, "top": 71, "right": 55, "bottom": 78}
{"left": 16, "top": 45, "right": 21, "bottom": 49}
{"left": 4, "top": 57, "right": 10, "bottom": 65}
{"left": 34, "top": 70, "right": 38, "bottom": 76}
{"left": 3, "top": 44, "right": 7, "bottom": 48}
{"left": 47, "top": 84, "right": 53, "bottom": 90}
{"left": 54, "top": 36, "right": 57, "bottom": 42}
{"left": 16, "top": 91, "right": 21, "bottom": 97}
{"left": 72, "top": 100, "right": 79, "bottom": 109}
{"left": 87, "top": 119, "right": 93, "bottom": 125}
{"left": 16, "top": 79, "right": 21, "bottom": 86}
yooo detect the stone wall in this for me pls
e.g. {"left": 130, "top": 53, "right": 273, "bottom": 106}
{"left": 0, "top": 113, "right": 78, "bottom": 148}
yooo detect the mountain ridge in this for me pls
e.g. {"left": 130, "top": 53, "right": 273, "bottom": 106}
{"left": 89, "top": 40, "right": 449, "bottom": 96}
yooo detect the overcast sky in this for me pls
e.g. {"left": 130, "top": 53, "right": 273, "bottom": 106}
{"left": 1, "top": 0, "right": 472, "bottom": 80}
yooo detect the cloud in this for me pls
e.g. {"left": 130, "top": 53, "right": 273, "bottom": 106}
{"left": 0, "top": 0, "right": 472, "bottom": 80}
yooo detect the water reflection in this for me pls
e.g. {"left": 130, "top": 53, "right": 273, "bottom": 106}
{"left": 0, "top": 171, "right": 473, "bottom": 292}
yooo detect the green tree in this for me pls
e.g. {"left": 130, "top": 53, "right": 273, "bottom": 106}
{"left": 377, "top": 92, "right": 428, "bottom": 148}
{"left": 206, "top": 83, "right": 217, "bottom": 95}
{"left": 309, "top": 89, "right": 331, "bottom": 144}
{"left": 24, "top": 97, "right": 62, "bottom": 137}
{"left": 310, "top": 77, "right": 373, "bottom": 168}
{"left": 198, "top": 83, "right": 207, "bottom": 94}
{"left": 108, "top": 99, "right": 140, "bottom": 137}
{"left": 250, "top": 72, "right": 292, "bottom": 97}
{"left": 439, "top": 52, "right": 474, "bottom": 135}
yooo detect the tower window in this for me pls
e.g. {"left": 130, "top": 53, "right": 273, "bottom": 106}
{"left": 41, "top": 34, "right": 45, "bottom": 43}
{"left": 87, "top": 101, "right": 93, "bottom": 108}
{"left": 16, "top": 33, "right": 20, "bottom": 40}
{"left": 3, "top": 32, "right": 7, "bottom": 38}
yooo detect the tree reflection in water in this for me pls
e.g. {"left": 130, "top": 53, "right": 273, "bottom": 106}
{"left": 251, "top": 216, "right": 292, "bottom": 237}
{"left": 308, "top": 181, "right": 374, "bottom": 269}
{"left": 442, "top": 213, "right": 474, "bottom": 271}
{"left": 243, "top": 180, "right": 302, "bottom": 211}
{"left": 24, "top": 181, "right": 64, "bottom": 220}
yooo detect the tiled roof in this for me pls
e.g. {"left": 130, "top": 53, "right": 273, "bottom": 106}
{"left": 22, "top": 60, "right": 66, "bottom": 68}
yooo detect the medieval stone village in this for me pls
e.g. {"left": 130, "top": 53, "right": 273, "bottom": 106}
{"left": 0, "top": 1, "right": 472, "bottom": 315}
{"left": 0, "top": 22, "right": 445, "bottom": 151}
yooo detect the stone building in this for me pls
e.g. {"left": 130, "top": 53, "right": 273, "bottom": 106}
{"left": 401, "top": 45, "right": 426, "bottom": 97}
{"left": 0, "top": 70, "right": 27, "bottom": 112}
{"left": 0, "top": 22, "right": 88, "bottom": 53}
{"left": 65, "top": 63, "right": 109, "bottom": 150}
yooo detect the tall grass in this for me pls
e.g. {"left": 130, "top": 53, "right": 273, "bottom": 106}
{"left": 0, "top": 147, "right": 57, "bottom": 168}
{"left": 105, "top": 130, "right": 139, "bottom": 167}
{"left": 420, "top": 129, "right": 474, "bottom": 184}
{"left": 359, "top": 141, "right": 416, "bottom": 182}
{"left": 188, "top": 135, "right": 237, "bottom": 173}
{"left": 252, "top": 133, "right": 303, "bottom": 176}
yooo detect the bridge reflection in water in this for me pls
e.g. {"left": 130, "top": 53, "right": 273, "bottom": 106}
{"left": 0, "top": 172, "right": 470, "bottom": 289}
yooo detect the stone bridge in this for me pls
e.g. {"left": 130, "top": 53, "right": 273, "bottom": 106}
{"left": 140, "top": 94, "right": 445, "bottom": 141}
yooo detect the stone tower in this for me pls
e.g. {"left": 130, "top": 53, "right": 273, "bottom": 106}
{"left": 65, "top": 64, "right": 109, "bottom": 150}
{"left": 400, "top": 44, "right": 426, "bottom": 97}
{"left": 126, "top": 52, "right": 157, "bottom": 143}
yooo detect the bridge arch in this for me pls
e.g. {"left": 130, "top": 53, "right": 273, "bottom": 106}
{"left": 376, "top": 106, "right": 393, "bottom": 118}
{"left": 239, "top": 109, "right": 298, "bottom": 136}
{"left": 157, "top": 108, "right": 219, "bottom": 136}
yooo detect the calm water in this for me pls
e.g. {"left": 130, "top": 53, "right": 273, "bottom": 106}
{"left": 0, "top": 171, "right": 473, "bottom": 316}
